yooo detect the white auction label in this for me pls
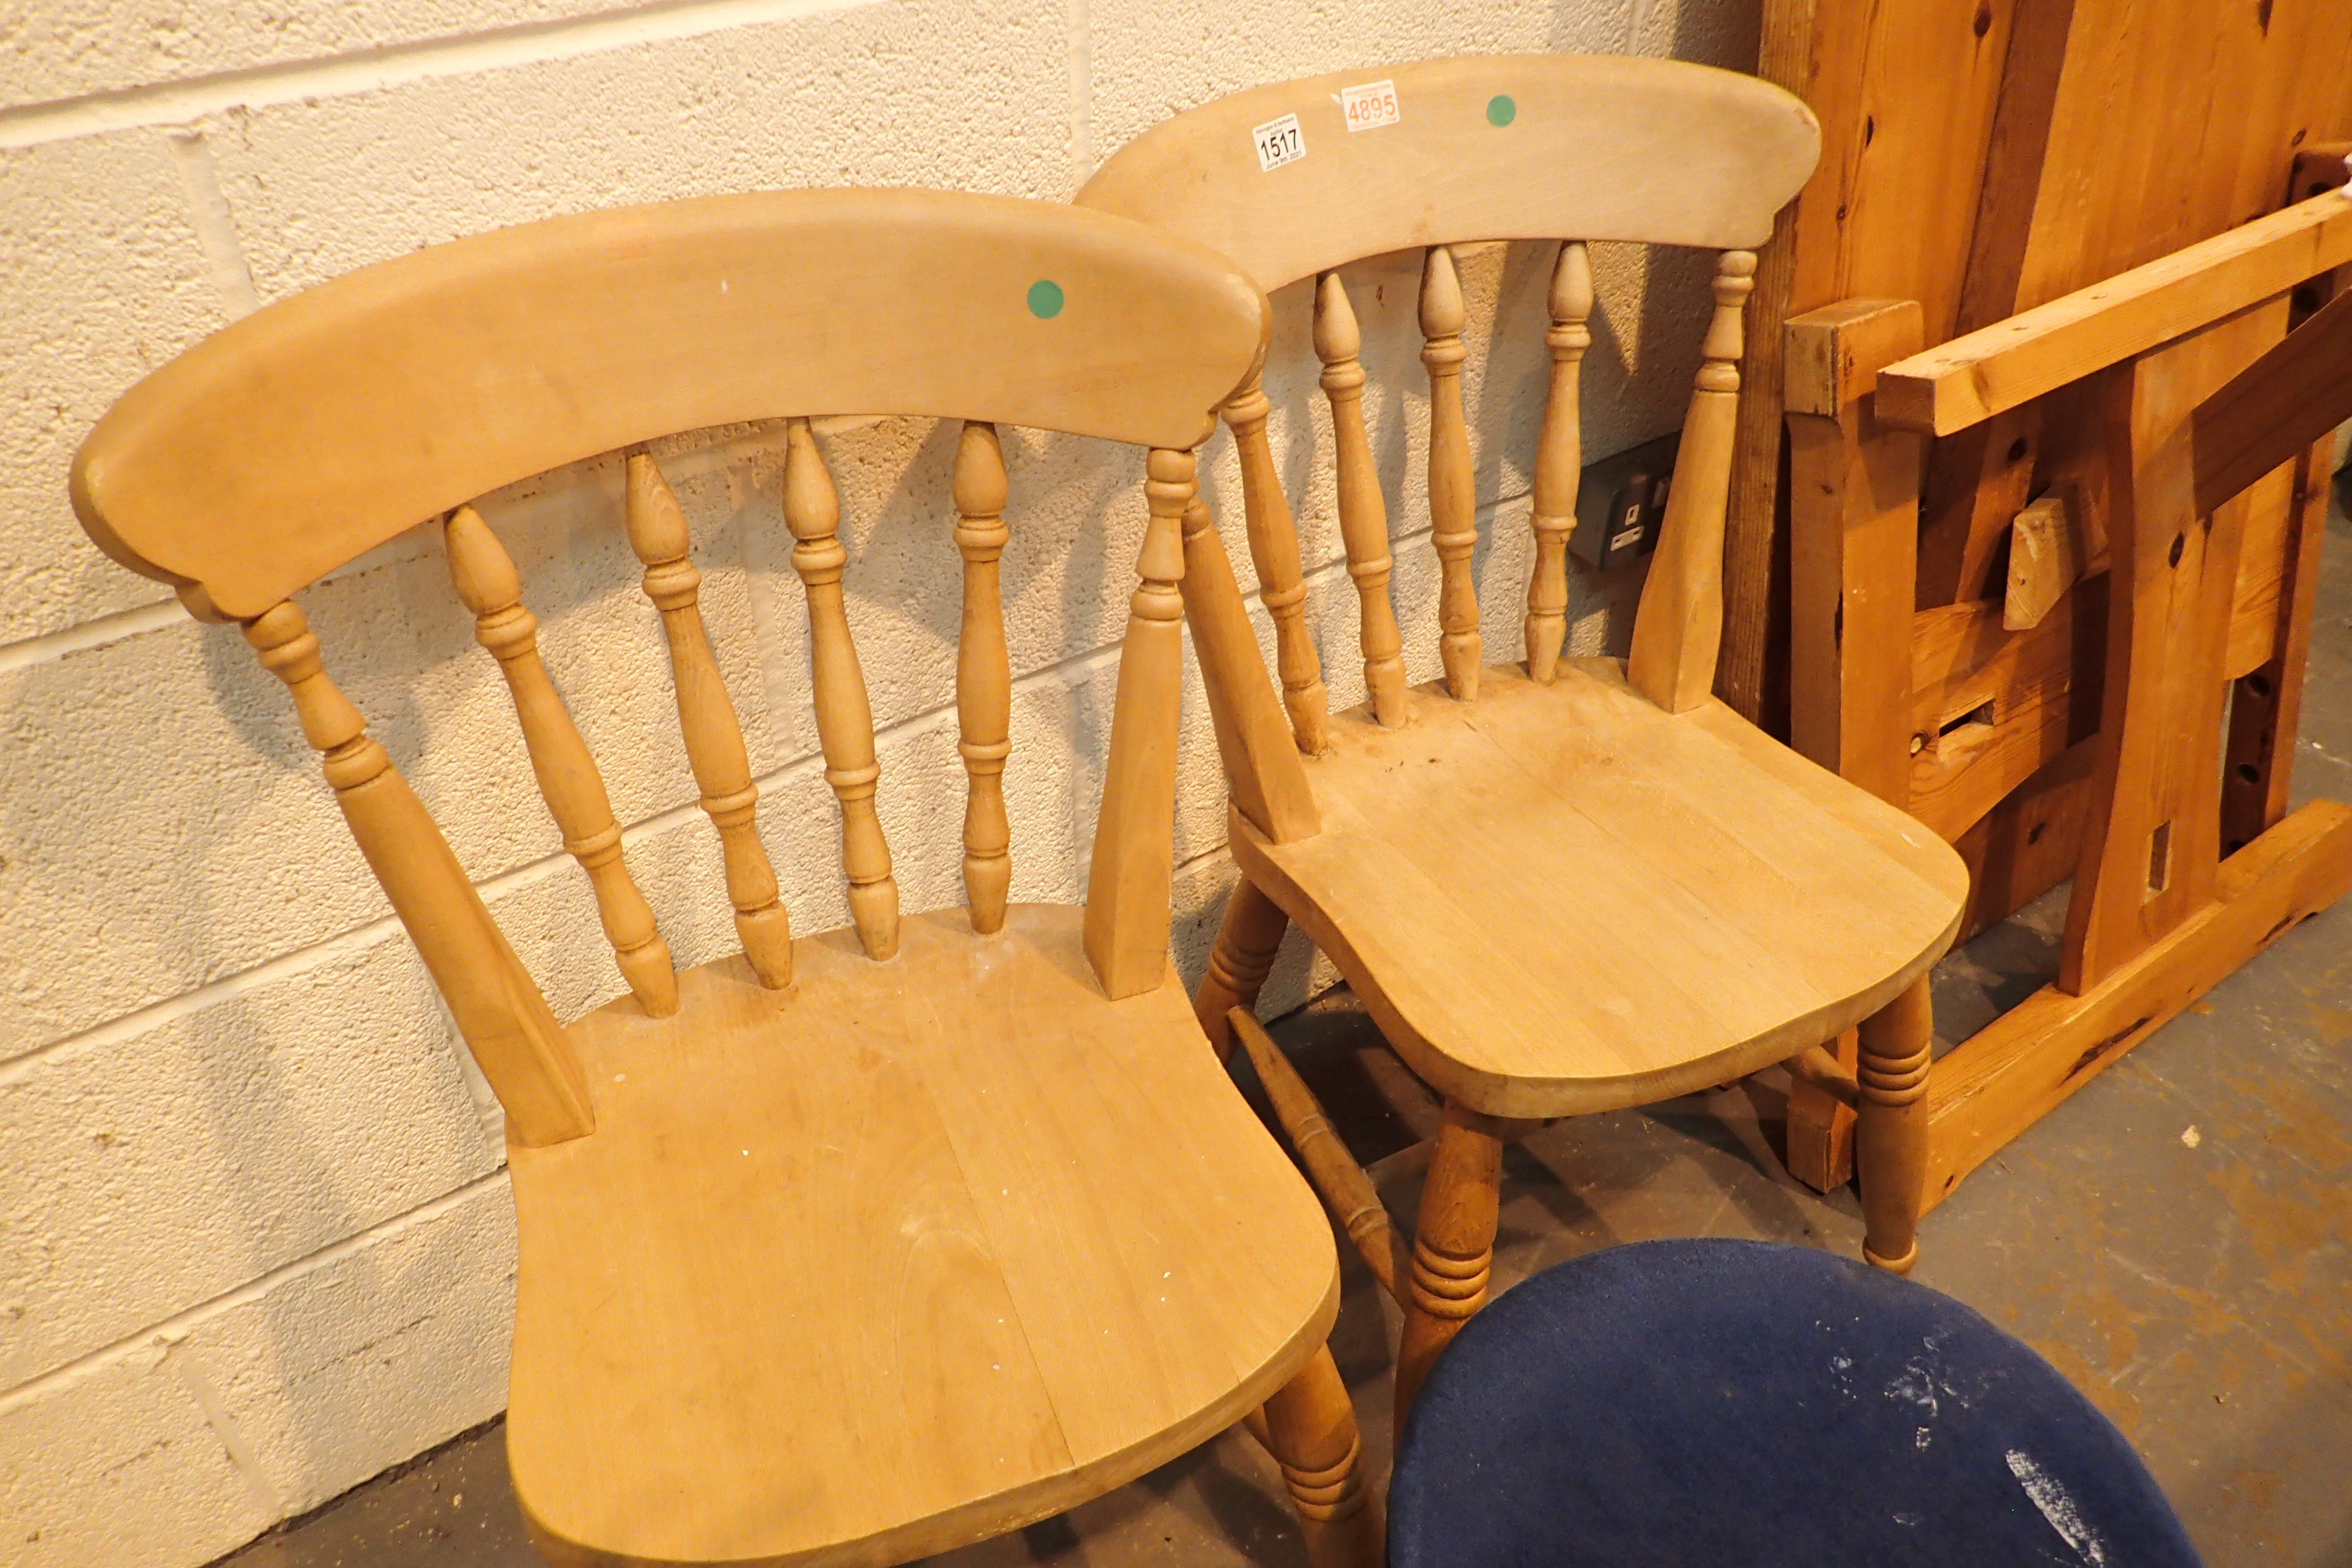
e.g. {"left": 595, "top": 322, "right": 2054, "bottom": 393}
{"left": 1252, "top": 112, "right": 1306, "bottom": 172}
{"left": 1339, "top": 80, "right": 1400, "bottom": 132}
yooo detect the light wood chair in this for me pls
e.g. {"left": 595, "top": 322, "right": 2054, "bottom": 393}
{"left": 1080, "top": 55, "right": 1971, "bottom": 1422}
{"left": 71, "top": 188, "right": 1381, "bottom": 1568}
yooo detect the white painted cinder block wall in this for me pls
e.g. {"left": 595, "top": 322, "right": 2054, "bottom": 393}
{"left": 0, "top": 2, "right": 1761, "bottom": 1562}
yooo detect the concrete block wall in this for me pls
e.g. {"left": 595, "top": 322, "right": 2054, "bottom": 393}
{"left": 0, "top": 2, "right": 1761, "bottom": 1562}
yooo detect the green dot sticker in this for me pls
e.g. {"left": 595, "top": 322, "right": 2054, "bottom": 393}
{"left": 1027, "top": 279, "right": 1065, "bottom": 319}
{"left": 1486, "top": 93, "right": 1517, "bottom": 127}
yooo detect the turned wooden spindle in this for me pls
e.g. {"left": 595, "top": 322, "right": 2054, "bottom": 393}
{"left": 1261, "top": 1345, "right": 1386, "bottom": 1568}
{"left": 1313, "top": 271, "right": 1409, "bottom": 725}
{"left": 445, "top": 506, "right": 678, "bottom": 1017}
{"left": 1421, "top": 245, "right": 1481, "bottom": 701}
{"left": 951, "top": 421, "right": 1014, "bottom": 935}
{"left": 1223, "top": 370, "right": 1328, "bottom": 753}
{"left": 1082, "top": 446, "right": 1191, "bottom": 999}
{"left": 1194, "top": 880, "right": 1290, "bottom": 1059}
{"left": 1394, "top": 1101, "right": 1505, "bottom": 1427}
{"left": 1526, "top": 242, "right": 1592, "bottom": 683}
{"left": 1628, "top": 250, "right": 1756, "bottom": 713}
{"left": 1857, "top": 975, "right": 1934, "bottom": 1274}
{"left": 785, "top": 418, "right": 900, "bottom": 961}
{"left": 244, "top": 600, "right": 593, "bottom": 1146}
{"left": 1231, "top": 1009, "right": 1410, "bottom": 1300}
{"left": 625, "top": 452, "right": 795, "bottom": 989}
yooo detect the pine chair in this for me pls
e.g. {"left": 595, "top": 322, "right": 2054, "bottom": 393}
{"left": 1079, "top": 55, "right": 1971, "bottom": 1422}
{"left": 70, "top": 188, "right": 1381, "bottom": 1568}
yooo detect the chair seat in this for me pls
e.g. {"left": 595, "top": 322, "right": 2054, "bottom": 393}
{"left": 503, "top": 904, "right": 1340, "bottom": 1567}
{"left": 1230, "top": 659, "right": 1969, "bottom": 1119}
{"left": 1389, "top": 1239, "right": 2203, "bottom": 1567}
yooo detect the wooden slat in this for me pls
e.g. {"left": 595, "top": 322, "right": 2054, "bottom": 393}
{"left": 1314, "top": 273, "right": 1408, "bottom": 726}
{"left": 1876, "top": 191, "right": 2352, "bottom": 435}
{"left": 1177, "top": 497, "right": 1319, "bottom": 845}
{"left": 951, "top": 422, "right": 1014, "bottom": 935}
{"left": 1420, "top": 246, "right": 1481, "bottom": 701}
{"left": 785, "top": 419, "right": 900, "bottom": 962}
{"left": 1075, "top": 54, "right": 1819, "bottom": 293}
{"left": 445, "top": 505, "right": 678, "bottom": 1017}
{"left": 1524, "top": 241, "right": 1591, "bottom": 684}
{"left": 2193, "top": 284, "right": 2352, "bottom": 516}
{"left": 74, "top": 189, "right": 1267, "bottom": 621}
{"left": 1629, "top": 251, "right": 1754, "bottom": 713}
{"left": 1221, "top": 371, "right": 1327, "bottom": 754}
{"left": 2060, "top": 304, "right": 2282, "bottom": 994}
{"left": 1083, "top": 448, "right": 1192, "bottom": 999}
{"left": 244, "top": 601, "right": 594, "bottom": 1146}
{"left": 626, "top": 453, "right": 795, "bottom": 990}
{"left": 1924, "top": 800, "right": 2352, "bottom": 1213}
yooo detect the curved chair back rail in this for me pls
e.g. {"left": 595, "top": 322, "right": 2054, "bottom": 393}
{"left": 1391, "top": 1240, "right": 2205, "bottom": 1568}
{"left": 72, "top": 186, "right": 1267, "bottom": 624}
{"left": 1075, "top": 54, "right": 1820, "bottom": 293}
{"left": 69, "top": 187, "right": 1271, "bottom": 1147}
{"left": 1078, "top": 55, "right": 1820, "bottom": 732}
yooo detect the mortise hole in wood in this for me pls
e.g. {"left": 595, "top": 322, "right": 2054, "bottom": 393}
{"left": 2236, "top": 762, "right": 2263, "bottom": 783}
{"left": 2146, "top": 820, "right": 2174, "bottom": 896}
{"left": 1938, "top": 700, "right": 1996, "bottom": 739}
{"left": 2005, "top": 436, "right": 2029, "bottom": 463}
{"left": 2247, "top": 672, "right": 2273, "bottom": 698}
{"left": 2167, "top": 531, "right": 2186, "bottom": 568}
{"left": 2026, "top": 821, "right": 2046, "bottom": 846}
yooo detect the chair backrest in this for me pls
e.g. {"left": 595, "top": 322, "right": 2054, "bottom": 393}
{"left": 1077, "top": 54, "right": 1819, "bottom": 749}
{"left": 72, "top": 187, "right": 1269, "bottom": 1147}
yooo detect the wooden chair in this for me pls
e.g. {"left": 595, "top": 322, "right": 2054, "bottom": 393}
{"left": 71, "top": 188, "right": 1382, "bottom": 1568}
{"left": 1079, "top": 55, "right": 1971, "bottom": 1422}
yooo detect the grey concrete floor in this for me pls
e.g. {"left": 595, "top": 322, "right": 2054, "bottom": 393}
{"left": 215, "top": 505, "right": 2352, "bottom": 1568}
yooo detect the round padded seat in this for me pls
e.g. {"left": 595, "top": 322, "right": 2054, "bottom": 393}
{"left": 1390, "top": 1239, "right": 2201, "bottom": 1568}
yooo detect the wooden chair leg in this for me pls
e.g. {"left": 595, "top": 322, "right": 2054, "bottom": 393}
{"left": 1856, "top": 975, "right": 1933, "bottom": 1274}
{"left": 1194, "top": 876, "right": 1289, "bottom": 1062}
{"left": 1394, "top": 1101, "right": 1504, "bottom": 1430}
{"left": 1262, "top": 1343, "right": 1384, "bottom": 1568}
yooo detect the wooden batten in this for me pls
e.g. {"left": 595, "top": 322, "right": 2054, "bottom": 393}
{"left": 1083, "top": 447, "right": 1193, "bottom": 999}
{"left": 444, "top": 506, "right": 679, "bottom": 1017}
{"left": 1525, "top": 242, "right": 1591, "bottom": 684}
{"left": 1223, "top": 371, "right": 1328, "bottom": 753}
{"left": 951, "top": 421, "right": 1014, "bottom": 935}
{"left": 244, "top": 600, "right": 594, "bottom": 1146}
{"left": 625, "top": 452, "right": 796, "bottom": 989}
{"left": 1420, "top": 245, "right": 1482, "bottom": 701}
{"left": 1313, "top": 272, "right": 1408, "bottom": 725}
{"left": 1628, "top": 250, "right": 1754, "bottom": 713}
{"left": 785, "top": 419, "right": 900, "bottom": 961}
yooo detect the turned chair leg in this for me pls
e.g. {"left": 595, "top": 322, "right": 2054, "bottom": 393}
{"left": 1262, "top": 1343, "right": 1384, "bottom": 1568}
{"left": 1856, "top": 974, "right": 1934, "bottom": 1274}
{"left": 1195, "top": 876, "right": 1290, "bottom": 1061}
{"left": 1394, "top": 1101, "right": 1505, "bottom": 1430}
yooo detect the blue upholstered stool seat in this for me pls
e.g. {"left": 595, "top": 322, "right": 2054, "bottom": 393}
{"left": 1390, "top": 1239, "right": 2201, "bottom": 1567}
